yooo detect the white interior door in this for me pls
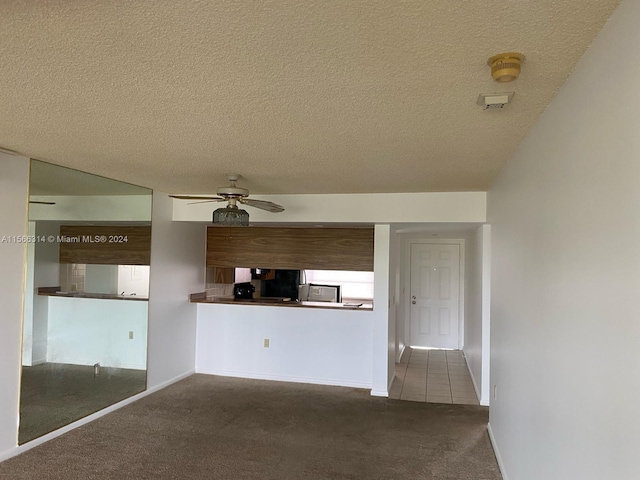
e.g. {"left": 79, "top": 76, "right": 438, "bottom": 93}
{"left": 410, "top": 243, "right": 460, "bottom": 349}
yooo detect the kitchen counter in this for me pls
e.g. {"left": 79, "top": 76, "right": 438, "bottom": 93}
{"left": 38, "top": 286, "right": 148, "bottom": 301}
{"left": 189, "top": 292, "right": 372, "bottom": 310}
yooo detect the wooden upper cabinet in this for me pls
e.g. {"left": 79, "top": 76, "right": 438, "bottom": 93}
{"left": 206, "top": 226, "right": 374, "bottom": 271}
{"left": 59, "top": 225, "right": 151, "bottom": 265}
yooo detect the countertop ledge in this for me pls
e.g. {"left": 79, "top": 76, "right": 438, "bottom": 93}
{"left": 38, "top": 287, "right": 148, "bottom": 301}
{"left": 189, "top": 293, "right": 372, "bottom": 310}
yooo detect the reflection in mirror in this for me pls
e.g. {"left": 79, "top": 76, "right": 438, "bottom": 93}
{"left": 20, "top": 159, "right": 152, "bottom": 444}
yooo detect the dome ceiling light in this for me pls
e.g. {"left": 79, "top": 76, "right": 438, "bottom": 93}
{"left": 487, "top": 52, "right": 525, "bottom": 82}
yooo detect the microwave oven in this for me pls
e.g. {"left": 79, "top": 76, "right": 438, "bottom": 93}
{"left": 300, "top": 283, "right": 341, "bottom": 303}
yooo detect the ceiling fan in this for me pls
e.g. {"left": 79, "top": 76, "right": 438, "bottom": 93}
{"left": 169, "top": 174, "right": 284, "bottom": 225}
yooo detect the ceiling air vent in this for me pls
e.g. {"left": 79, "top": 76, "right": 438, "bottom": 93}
{"left": 477, "top": 92, "right": 514, "bottom": 110}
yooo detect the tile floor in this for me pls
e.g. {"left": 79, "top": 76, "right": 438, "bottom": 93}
{"left": 389, "top": 347, "right": 480, "bottom": 405}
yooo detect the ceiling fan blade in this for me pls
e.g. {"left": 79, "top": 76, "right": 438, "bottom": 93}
{"left": 187, "top": 199, "right": 227, "bottom": 205}
{"left": 169, "top": 195, "right": 226, "bottom": 202}
{"left": 239, "top": 198, "right": 285, "bottom": 213}
{"left": 29, "top": 200, "right": 56, "bottom": 205}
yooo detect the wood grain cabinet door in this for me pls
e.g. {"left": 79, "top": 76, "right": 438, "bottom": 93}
{"left": 206, "top": 226, "right": 374, "bottom": 271}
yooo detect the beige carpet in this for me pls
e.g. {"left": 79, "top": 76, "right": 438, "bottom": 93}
{"left": 0, "top": 374, "right": 501, "bottom": 480}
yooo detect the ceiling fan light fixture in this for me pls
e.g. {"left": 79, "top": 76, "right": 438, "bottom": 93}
{"left": 170, "top": 174, "right": 284, "bottom": 219}
{"left": 487, "top": 52, "right": 525, "bottom": 82}
{"left": 213, "top": 205, "right": 249, "bottom": 226}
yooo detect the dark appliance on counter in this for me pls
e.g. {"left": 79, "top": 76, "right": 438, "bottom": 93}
{"left": 233, "top": 282, "right": 255, "bottom": 299}
{"left": 261, "top": 269, "right": 301, "bottom": 300}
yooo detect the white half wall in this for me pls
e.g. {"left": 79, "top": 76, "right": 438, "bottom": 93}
{"left": 196, "top": 303, "right": 373, "bottom": 388}
{"left": 173, "top": 192, "right": 486, "bottom": 224}
{"left": 488, "top": 1, "right": 640, "bottom": 478}
{"left": 146, "top": 192, "right": 205, "bottom": 389}
{"left": 0, "top": 153, "right": 29, "bottom": 457}
{"left": 46, "top": 297, "right": 148, "bottom": 369}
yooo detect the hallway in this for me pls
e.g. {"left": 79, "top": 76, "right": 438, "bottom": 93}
{"left": 389, "top": 347, "right": 480, "bottom": 405}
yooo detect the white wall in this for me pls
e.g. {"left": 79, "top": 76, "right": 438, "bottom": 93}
{"left": 196, "top": 303, "right": 373, "bottom": 387}
{"left": 146, "top": 192, "right": 205, "bottom": 389}
{"left": 488, "top": 1, "right": 640, "bottom": 478}
{"left": 0, "top": 153, "right": 30, "bottom": 457}
{"left": 46, "top": 297, "right": 148, "bottom": 369}
{"left": 463, "top": 224, "right": 490, "bottom": 405}
{"left": 173, "top": 192, "right": 486, "bottom": 223}
{"left": 481, "top": 226, "right": 491, "bottom": 404}
{"left": 387, "top": 226, "right": 400, "bottom": 385}
{"left": 391, "top": 227, "right": 405, "bottom": 362}
{"left": 371, "top": 224, "right": 392, "bottom": 396}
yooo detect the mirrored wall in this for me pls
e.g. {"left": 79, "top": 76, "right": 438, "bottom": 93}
{"left": 19, "top": 159, "right": 152, "bottom": 444}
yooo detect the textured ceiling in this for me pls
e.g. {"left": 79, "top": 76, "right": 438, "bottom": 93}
{"left": 0, "top": 0, "right": 621, "bottom": 195}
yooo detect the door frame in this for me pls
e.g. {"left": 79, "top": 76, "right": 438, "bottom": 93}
{"left": 402, "top": 238, "right": 465, "bottom": 351}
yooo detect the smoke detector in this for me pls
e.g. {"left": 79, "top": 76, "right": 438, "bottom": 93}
{"left": 477, "top": 92, "right": 515, "bottom": 109}
{"left": 487, "top": 52, "right": 525, "bottom": 82}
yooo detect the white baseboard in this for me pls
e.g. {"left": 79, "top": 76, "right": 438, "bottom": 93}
{"left": 144, "top": 369, "right": 195, "bottom": 393}
{"left": 462, "top": 349, "right": 488, "bottom": 406}
{"left": 397, "top": 344, "right": 406, "bottom": 363}
{"left": 197, "top": 368, "right": 372, "bottom": 391}
{"left": 384, "top": 367, "right": 396, "bottom": 395}
{"left": 0, "top": 369, "right": 194, "bottom": 464}
{"left": 20, "top": 359, "right": 46, "bottom": 368}
{"left": 487, "top": 422, "right": 508, "bottom": 480}
{"left": 370, "top": 389, "right": 389, "bottom": 397}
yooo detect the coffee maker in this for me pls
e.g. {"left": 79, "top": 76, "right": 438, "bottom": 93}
{"left": 233, "top": 282, "right": 255, "bottom": 299}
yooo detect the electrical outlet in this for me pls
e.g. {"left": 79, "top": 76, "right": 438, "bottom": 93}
{"left": 263, "top": 338, "right": 270, "bottom": 348}
{"left": 129, "top": 331, "right": 134, "bottom": 340}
